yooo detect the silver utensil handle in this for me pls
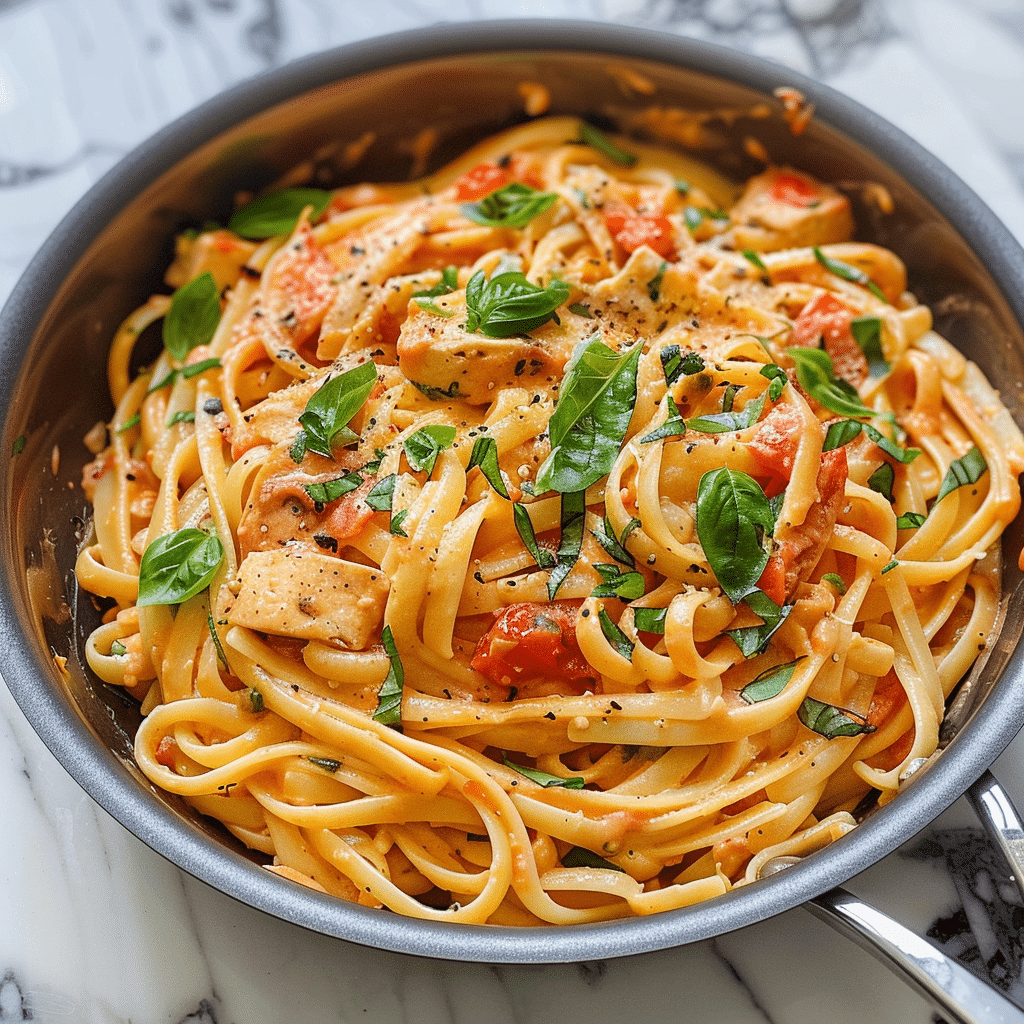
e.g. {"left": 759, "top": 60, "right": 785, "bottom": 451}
{"left": 808, "top": 887, "right": 1024, "bottom": 1024}
{"left": 967, "top": 769, "right": 1024, "bottom": 905}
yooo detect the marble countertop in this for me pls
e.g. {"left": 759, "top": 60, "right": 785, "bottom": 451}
{"left": 2, "top": 1, "right": 1024, "bottom": 1022}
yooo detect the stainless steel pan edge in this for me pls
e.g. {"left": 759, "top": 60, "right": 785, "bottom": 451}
{"left": 1, "top": 20, "right": 1024, "bottom": 965}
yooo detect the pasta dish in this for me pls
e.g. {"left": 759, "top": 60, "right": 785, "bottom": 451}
{"left": 76, "top": 115, "right": 1024, "bottom": 924}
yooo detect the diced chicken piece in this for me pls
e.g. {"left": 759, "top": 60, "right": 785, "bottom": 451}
{"left": 165, "top": 229, "right": 258, "bottom": 292}
{"left": 226, "top": 548, "right": 389, "bottom": 649}
{"left": 730, "top": 167, "right": 854, "bottom": 253}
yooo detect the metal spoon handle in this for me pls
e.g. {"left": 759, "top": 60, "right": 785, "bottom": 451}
{"left": 967, "top": 769, "right": 1024, "bottom": 904}
{"left": 808, "top": 887, "right": 1024, "bottom": 1024}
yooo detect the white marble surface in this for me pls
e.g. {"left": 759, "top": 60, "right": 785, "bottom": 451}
{"left": 2, "top": 1, "right": 1024, "bottom": 1022}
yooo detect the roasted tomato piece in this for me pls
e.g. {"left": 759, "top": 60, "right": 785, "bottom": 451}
{"left": 748, "top": 404, "right": 804, "bottom": 497}
{"left": 604, "top": 204, "right": 675, "bottom": 258}
{"left": 471, "top": 600, "right": 597, "bottom": 696}
{"left": 791, "top": 293, "right": 868, "bottom": 387}
{"left": 770, "top": 173, "right": 820, "bottom": 208}
{"left": 454, "top": 162, "right": 512, "bottom": 202}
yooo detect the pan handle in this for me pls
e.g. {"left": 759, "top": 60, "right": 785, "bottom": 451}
{"left": 805, "top": 770, "right": 1024, "bottom": 1024}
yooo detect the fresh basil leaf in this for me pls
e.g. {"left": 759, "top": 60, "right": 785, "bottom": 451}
{"left": 740, "top": 658, "right": 802, "bottom": 704}
{"left": 404, "top": 424, "right": 457, "bottom": 475}
{"left": 591, "top": 563, "right": 646, "bottom": 600}
{"left": 207, "top": 606, "right": 229, "bottom": 669}
{"left": 373, "top": 625, "right": 404, "bottom": 729}
{"left": 116, "top": 413, "right": 141, "bottom": 434}
{"left": 822, "top": 419, "right": 862, "bottom": 452}
{"left": 502, "top": 752, "right": 585, "bottom": 788}
{"left": 290, "top": 432, "right": 308, "bottom": 463}
{"left": 412, "top": 266, "right": 459, "bottom": 299}
{"left": 547, "top": 490, "right": 586, "bottom": 600}
{"left": 137, "top": 527, "right": 224, "bottom": 607}
{"left": 759, "top": 363, "right": 787, "bottom": 401}
{"left": 592, "top": 514, "right": 637, "bottom": 569}
{"left": 297, "top": 362, "right": 377, "bottom": 460}
{"left": 305, "top": 470, "right": 363, "bottom": 505}
{"left": 598, "top": 607, "right": 634, "bottom": 660}
{"left": 687, "top": 392, "right": 766, "bottom": 435}
{"left": 660, "top": 347, "right": 706, "bottom": 387}
{"left": 307, "top": 757, "right": 341, "bottom": 773}
{"left": 413, "top": 297, "right": 455, "bottom": 318}
{"left": 463, "top": 182, "right": 559, "bottom": 227}
{"left": 561, "top": 846, "right": 625, "bottom": 872}
{"left": 647, "top": 260, "right": 668, "bottom": 302}
{"left": 513, "top": 503, "right": 556, "bottom": 569}
{"left": 364, "top": 473, "right": 396, "bottom": 512}
{"left": 163, "top": 272, "right": 221, "bottom": 361}
{"left": 181, "top": 356, "right": 222, "bottom": 379}
{"left": 850, "top": 316, "right": 890, "bottom": 376}
{"left": 896, "top": 511, "right": 927, "bottom": 529}
{"left": 362, "top": 448, "right": 387, "bottom": 475}
{"left": 412, "top": 380, "right": 463, "bottom": 401}
{"left": 768, "top": 489, "right": 787, "bottom": 524}
{"left": 867, "top": 462, "right": 895, "bottom": 502}
{"left": 464, "top": 269, "right": 569, "bottom": 338}
{"left": 621, "top": 517, "right": 642, "bottom": 546}
{"left": 467, "top": 436, "right": 510, "bottom": 499}
{"left": 696, "top": 468, "right": 774, "bottom": 604}
{"left": 109, "top": 640, "right": 127, "bottom": 657}
{"left": 167, "top": 410, "right": 195, "bottom": 427}
{"left": 568, "top": 302, "right": 593, "bottom": 318}
{"left": 821, "top": 572, "right": 847, "bottom": 594}
{"left": 798, "top": 696, "right": 875, "bottom": 739}
{"left": 228, "top": 187, "right": 332, "bottom": 240}
{"left": 726, "top": 590, "right": 792, "bottom": 658}
{"left": 535, "top": 336, "right": 641, "bottom": 494}
{"left": 936, "top": 447, "right": 987, "bottom": 502}
{"left": 813, "top": 247, "right": 887, "bottom": 303}
{"left": 789, "top": 347, "right": 874, "bottom": 419}
{"left": 863, "top": 423, "right": 920, "bottom": 464}
{"left": 633, "top": 606, "right": 667, "bottom": 634}
{"left": 640, "top": 395, "right": 687, "bottom": 443}
{"left": 578, "top": 122, "right": 637, "bottom": 167}
{"left": 742, "top": 249, "right": 770, "bottom": 280}
{"left": 675, "top": 179, "right": 691, "bottom": 195}
{"left": 389, "top": 508, "right": 410, "bottom": 537}
{"left": 721, "top": 383, "right": 739, "bottom": 413}
{"left": 248, "top": 689, "right": 264, "bottom": 713}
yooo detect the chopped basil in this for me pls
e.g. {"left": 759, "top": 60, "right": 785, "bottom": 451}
{"left": 547, "top": 490, "right": 586, "bottom": 600}
{"left": 740, "top": 658, "right": 802, "bottom": 704}
{"left": 463, "top": 182, "right": 559, "bottom": 227}
{"left": 789, "top": 347, "right": 874, "bottom": 419}
{"left": 633, "top": 606, "right": 667, "bottom": 634}
{"left": 307, "top": 757, "right": 342, "bottom": 773}
{"left": 896, "top": 511, "right": 927, "bottom": 529}
{"left": 389, "top": 508, "right": 410, "bottom": 537}
{"left": 742, "top": 249, "right": 770, "bottom": 282}
{"left": 568, "top": 302, "right": 593, "bottom": 318}
{"left": 167, "top": 410, "right": 196, "bottom": 427}
{"left": 503, "top": 752, "right": 585, "bottom": 788}
{"left": 535, "top": 335, "right": 641, "bottom": 494}
{"left": 364, "top": 474, "right": 396, "bottom": 511}
{"left": 464, "top": 269, "right": 569, "bottom": 338}
{"left": 821, "top": 418, "right": 919, "bottom": 463}
{"left": 822, "top": 419, "right": 863, "bottom": 452}
{"left": 598, "top": 607, "right": 634, "bottom": 660}
{"left": 675, "top": 179, "right": 691, "bottom": 195}
{"left": 294, "top": 362, "right": 377, "bottom": 461}
{"left": 591, "top": 563, "right": 645, "bottom": 600}
{"left": 412, "top": 380, "right": 463, "bottom": 401}
{"left": 207, "top": 606, "right": 229, "bottom": 668}
{"left": 181, "top": 356, "right": 222, "bottom": 379}
{"left": 12, "top": 435, "right": 25, "bottom": 456}
{"left": 936, "top": 447, "right": 987, "bottom": 502}
{"left": 413, "top": 297, "right": 455, "bottom": 318}
{"left": 881, "top": 559, "right": 899, "bottom": 574}
{"left": 404, "top": 424, "right": 457, "bottom": 475}
{"left": 513, "top": 504, "right": 556, "bottom": 569}
{"left": 867, "top": 462, "right": 895, "bottom": 502}
{"left": 759, "top": 363, "right": 788, "bottom": 401}
{"left": 163, "top": 272, "right": 221, "bottom": 361}
{"left": 305, "top": 470, "right": 363, "bottom": 505}
{"left": 695, "top": 468, "right": 774, "bottom": 604}
{"left": 116, "top": 413, "right": 141, "bottom": 434}
{"left": 248, "top": 689, "right": 264, "bottom": 713}
{"left": 850, "top": 316, "right": 890, "bottom": 376}
{"left": 821, "top": 572, "right": 847, "bottom": 594}
{"left": 660, "top": 346, "right": 705, "bottom": 387}
{"left": 562, "top": 846, "right": 625, "bottom": 872}
{"left": 592, "top": 514, "right": 638, "bottom": 569}
{"left": 640, "top": 395, "right": 687, "bottom": 443}
{"left": 687, "top": 391, "right": 766, "bottom": 435}
{"left": 726, "top": 589, "right": 792, "bottom": 658}
{"left": 362, "top": 448, "right": 387, "bottom": 475}
{"left": 798, "top": 696, "right": 875, "bottom": 739}
{"left": 148, "top": 368, "right": 180, "bottom": 394}
{"left": 647, "top": 260, "right": 668, "bottom": 302}
{"left": 813, "top": 247, "right": 887, "bottom": 303}
{"left": 578, "top": 122, "right": 637, "bottom": 167}
{"left": 683, "top": 206, "right": 703, "bottom": 231}
{"left": 109, "top": 640, "right": 128, "bottom": 657}
{"left": 864, "top": 423, "right": 920, "bottom": 464}
{"left": 372, "top": 625, "right": 404, "bottom": 729}
{"left": 412, "top": 266, "right": 459, "bottom": 299}
{"left": 228, "top": 187, "right": 332, "bottom": 239}
{"left": 137, "top": 527, "right": 224, "bottom": 607}
{"left": 467, "top": 436, "right": 510, "bottom": 499}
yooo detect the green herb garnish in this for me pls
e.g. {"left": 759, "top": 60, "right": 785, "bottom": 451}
{"left": 228, "top": 187, "right": 332, "bottom": 239}
{"left": 464, "top": 270, "right": 569, "bottom": 338}
{"left": 372, "top": 625, "right": 404, "bottom": 729}
{"left": 463, "top": 182, "right": 558, "bottom": 227}
{"left": 578, "top": 122, "right": 637, "bottom": 167}
{"left": 936, "top": 447, "right": 987, "bottom": 502}
{"left": 798, "top": 696, "right": 875, "bottom": 738}
{"left": 740, "top": 658, "right": 802, "bottom": 704}
{"left": 404, "top": 424, "right": 457, "bottom": 475}
{"left": 163, "top": 271, "right": 221, "bottom": 361}
{"left": 502, "top": 752, "right": 585, "bottom": 788}
{"left": 137, "top": 527, "right": 224, "bottom": 607}
{"left": 467, "top": 436, "right": 510, "bottom": 499}
{"left": 813, "top": 247, "right": 887, "bottom": 303}
{"left": 591, "top": 563, "right": 645, "bottom": 600}
{"left": 293, "top": 361, "right": 377, "bottom": 461}
{"left": 547, "top": 490, "right": 586, "bottom": 600}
